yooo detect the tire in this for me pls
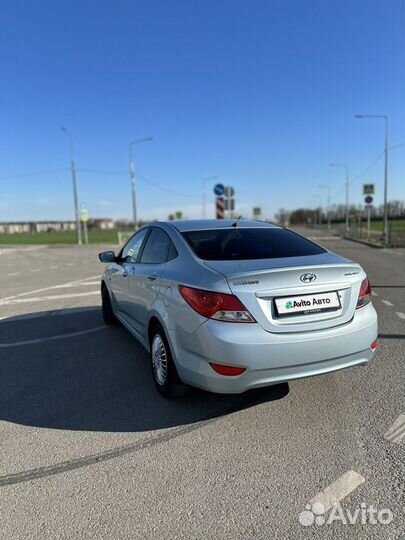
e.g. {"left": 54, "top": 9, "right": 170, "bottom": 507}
{"left": 150, "top": 324, "right": 187, "bottom": 398}
{"left": 101, "top": 284, "right": 118, "bottom": 326}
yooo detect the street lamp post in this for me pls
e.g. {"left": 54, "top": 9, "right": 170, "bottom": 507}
{"left": 129, "top": 137, "right": 153, "bottom": 230}
{"left": 354, "top": 114, "right": 389, "bottom": 246}
{"left": 61, "top": 127, "right": 82, "bottom": 245}
{"left": 330, "top": 163, "right": 350, "bottom": 234}
{"left": 202, "top": 176, "right": 218, "bottom": 219}
{"left": 318, "top": 184, "right": 331, "bottom": 229}
{"left": 311, "top": 195, "right": 322, "bottom": 227}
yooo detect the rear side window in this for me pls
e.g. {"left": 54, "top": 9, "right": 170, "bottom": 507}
{"left": 181, "top": 228, "right": 326, "bottom": 260}
{"left": 140, "top": 228, "right": 175, "bottom": 264}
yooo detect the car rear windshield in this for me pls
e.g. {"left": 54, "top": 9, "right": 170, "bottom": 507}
{"left": 182, "top": 228, "right": 326, "bottom": 260}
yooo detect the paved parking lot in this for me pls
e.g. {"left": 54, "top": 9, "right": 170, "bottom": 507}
{"left": 0, "top": 231, "right": 404, "bottom": 539}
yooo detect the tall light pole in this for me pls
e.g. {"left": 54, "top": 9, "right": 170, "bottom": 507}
{"left": 330, "top": 163, "right": 350, "bottom": 233}
{"left": 202, "top": 176, "right": 218, "bottom": 219}
{"left": 318, "top": 184, "right": 331, "bottom": 229}
{"left": 311, "top": 195, "right": 322, "bottom": 227}
{"left": 129, "top": 137, "right": 153, "bottom": 229}
{"left": 355, "top": 114, "right": 389, "bottom": 246}
{"left": 61, "top": 127, "right": 82, "bottom": 245}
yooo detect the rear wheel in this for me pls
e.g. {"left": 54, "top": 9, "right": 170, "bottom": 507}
{"left": 150, "top": 325, "right": 187, "bottom": 398}
{"left": 101, "top": 284, "right": 118, "bottom": 325}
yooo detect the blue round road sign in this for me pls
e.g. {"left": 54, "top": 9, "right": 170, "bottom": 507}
{"left": 213, "top": 183, "right": 225, "bottom": 196}
{"left": 365, "top": 195, "right": 373, "bottom": 205}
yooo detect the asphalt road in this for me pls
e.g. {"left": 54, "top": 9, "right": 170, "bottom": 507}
{"left": 0, "top": 231, "right": 404, "bottom": 539}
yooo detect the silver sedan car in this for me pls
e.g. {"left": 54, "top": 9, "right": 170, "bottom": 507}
{"left": 99, "top": 220, "right": 378, "bottom": 397}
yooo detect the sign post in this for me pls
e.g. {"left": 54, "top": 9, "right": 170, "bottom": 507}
{"left": 364, "top": 195, "right": 373, "bottom": 241}
{"left": 80, "top": 202, "right": 89, "bottom": 245}
{"left": 366, "top": 205, "right": 371, "bottom": 240}
{"left": 216, "top": 197, "right": 225, "bottom": 219}
{"left": 213, "top": 184, "right": 225, "bottom": 220}
{"left": 213, "top": 184, "right": 235, "bottom": 219}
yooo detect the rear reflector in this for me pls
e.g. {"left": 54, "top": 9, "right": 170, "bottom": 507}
{"left": 209, "top": 363, "right": 246, "bottom": 376}
{"left": 370, "top": 339, "right": 378, "bottom": 351}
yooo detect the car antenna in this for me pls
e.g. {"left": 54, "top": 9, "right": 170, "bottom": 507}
{"left": 232, "top": 215, "right": 242, "bottom": 228}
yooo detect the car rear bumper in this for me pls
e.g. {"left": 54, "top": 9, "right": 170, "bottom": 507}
{"left": 167, "top": 303, "right": 378, "bottom": 394}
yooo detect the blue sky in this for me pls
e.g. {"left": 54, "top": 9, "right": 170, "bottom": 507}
{"left": 0, "top": 0, "right": 404, "bottom": 221}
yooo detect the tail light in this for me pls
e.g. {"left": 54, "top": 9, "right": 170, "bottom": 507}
{"left": 370, "top": 338, "right": 378, "bottom": 351}
{"left": 178, "top": 285, "right": 256, "bottom": 322}
{"left": 356, "top": 277, "right": 372, "bottom": 309}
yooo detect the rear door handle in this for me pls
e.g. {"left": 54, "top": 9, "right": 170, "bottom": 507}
{"left": 147, "top": 274, "right": 158, "bottom": 281}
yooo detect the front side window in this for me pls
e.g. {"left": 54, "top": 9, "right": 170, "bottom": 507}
{"left": 140, "top": 228, "right": 174, "bottom": 264}
{"left": 121, "top": 228, "right": 149, "bottom": 262}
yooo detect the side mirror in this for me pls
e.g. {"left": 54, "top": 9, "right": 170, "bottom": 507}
{"left": 98, "top": 251, "right": 116, "bottom": 263}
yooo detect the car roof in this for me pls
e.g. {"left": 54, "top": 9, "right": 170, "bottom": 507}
{"left": 164, "top": 219, "right": 281, "bottom": 232}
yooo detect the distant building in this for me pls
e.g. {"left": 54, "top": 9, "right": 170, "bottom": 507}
{"left": 0, "top": 221, "right": 76, "bottom": 234}
{"left": 88, "top": 218, "right": 114, "bottom": 230}
{"left": 0, "top": 219, "right": 114, "bottom": 234}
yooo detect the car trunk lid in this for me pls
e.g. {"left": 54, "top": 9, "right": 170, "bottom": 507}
{"left": 204, "top": 254, "right": 365, "bottom": 333}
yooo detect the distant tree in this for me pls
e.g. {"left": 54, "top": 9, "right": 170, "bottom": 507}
{"left": 289, "top": 208, "right": 316, "bottom": 225}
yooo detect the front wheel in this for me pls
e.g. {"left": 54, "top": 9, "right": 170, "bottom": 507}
{"left": 150, "top": 326, "right": 187, "bottom": 398}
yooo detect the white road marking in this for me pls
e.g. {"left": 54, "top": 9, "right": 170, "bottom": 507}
{"left": 67, "top": 263, "right": 75, "bottom": 266}
{"left": 384, "top": 414, "right": 405, "bottom": 444}
{"left": 395, "top": 312, "right": 405, "bottom": 320}
{"left": 0, "top": 325, "right": 107, "bottom": 348}
{"left": 0, "top": 246, "right": 45, "bottom": 254}
{"left": 0, "top": 275, "right": 100, "bottom": 303}
{"left": 30, "top": 269, "right": 41, "bottom": 273}
{"left": 50, "top": 265, "right": 59, "bottom": 269}
{"left": 7, "top": 272, "right": 19, "bottom": 276}
{"left": 0, "top": 291, "right": 99, "bottom": 305}
{"left": 371, "top": 291, "right": 378, "bottom": 297}
{"left": 381, "top": 300, "right": 393, "bottom": 307}
{"left": 0, "top": 306, "right": 99, "bottom": 322}
{"left": 309, "top": 471, "right": 365, "bottom": 512}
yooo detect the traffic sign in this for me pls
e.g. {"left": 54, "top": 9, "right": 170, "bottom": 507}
{"left": 364, "top": 195, "right": 373, "bottom": 205}
{"left": 224, "top": 186, "right": 235, "bottom": 198}
{"left": 213, "top": 183, "right": 225, "bottom": 196}
{"left": 80, "top": 202, "right": 89, "bottom": 223}
{"left": 253, "top": 207, "right": 261, "bottom": 217}
{"left": 363, "top": 184, "right": 375, "bottom": 195}
{"left": 224, "top": 198, "right": 235, "bottom": 211}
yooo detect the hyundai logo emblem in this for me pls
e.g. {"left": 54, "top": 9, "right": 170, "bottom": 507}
{"left": 300, "top": 273, "right": 317, "bottom": 283}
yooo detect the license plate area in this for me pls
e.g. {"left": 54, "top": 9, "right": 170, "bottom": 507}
{"left": 274, "top": 291, "right": 341, "bottom": 317}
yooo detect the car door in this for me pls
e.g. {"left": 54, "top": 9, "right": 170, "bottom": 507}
{"left": 109, "top": 227, "right": 150, "bottom": 318}
{"left": 125, "top": 227, "right": 174, "bottom": 335}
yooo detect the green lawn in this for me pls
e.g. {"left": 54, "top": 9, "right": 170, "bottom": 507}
{"left": 0, "top": 229, "right": 126, "bottom": 245}
{"left": 368, "top": 220, "right": 405, "bottom": 233}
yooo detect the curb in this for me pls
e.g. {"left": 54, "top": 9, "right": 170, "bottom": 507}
{"left": 343, "top": 236, "right": 385, "bottom": 249}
